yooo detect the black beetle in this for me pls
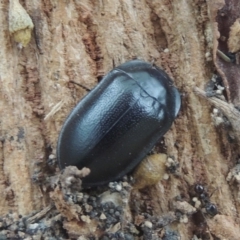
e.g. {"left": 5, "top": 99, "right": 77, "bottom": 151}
{"left": 205, "top": 203, "right": 218, "bottom": 216}
{"left": 194, "top": 184, "right": 204, "bottom": 194}
{"left": 192, "top": 184, "right": 218, "bottom": 216}
{"left": 57, "top": 60, "right": 181, "bottom": 187}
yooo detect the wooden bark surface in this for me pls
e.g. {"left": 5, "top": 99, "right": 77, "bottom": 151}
{"left": 0, "top": 0, "right": 240, "bottom": 239}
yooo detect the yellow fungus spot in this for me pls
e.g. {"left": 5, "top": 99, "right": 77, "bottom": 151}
{"left": 9, "top": 0, "right": 34, "bottom": 47}
{"left": 133, "top": 153, "right": 167, "bottom": 189}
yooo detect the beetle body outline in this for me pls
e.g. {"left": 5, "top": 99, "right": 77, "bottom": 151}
{"left": 57, "top": 60, "right": 181, "bottom": 187}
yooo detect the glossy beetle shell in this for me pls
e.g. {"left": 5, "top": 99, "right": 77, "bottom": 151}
{"left": 57, "top": 60, "right": 181, "bottom": 187}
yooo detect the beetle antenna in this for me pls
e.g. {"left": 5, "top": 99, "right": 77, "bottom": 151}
{"left": 209, "top": 187, "right": 218, "bottom": 198}
{"left": 69, "top": 80, "right": 91, "bottom": 91}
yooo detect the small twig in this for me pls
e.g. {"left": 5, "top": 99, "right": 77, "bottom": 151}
{"left": 26, "top": 205, "right": 54, "bottom": 224}
{"left": 44, "top": 100, "right": 64, "bottom": 120}
{"left": 217, "top": 49, "right": 232, "bottom": 62}
{"left": 194, "top": 87, "right": 240, "bottom": 145}
{"left": 193, "top": 87, "right": 236, "bottom": 116}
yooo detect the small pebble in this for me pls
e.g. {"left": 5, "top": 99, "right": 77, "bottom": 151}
{"left": 144, "top": 221, "right": 153, "bottom": 228}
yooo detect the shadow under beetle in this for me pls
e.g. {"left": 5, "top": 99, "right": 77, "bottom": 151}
{"left": 57, "top": 60, "right": 181, "bottom": 187}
